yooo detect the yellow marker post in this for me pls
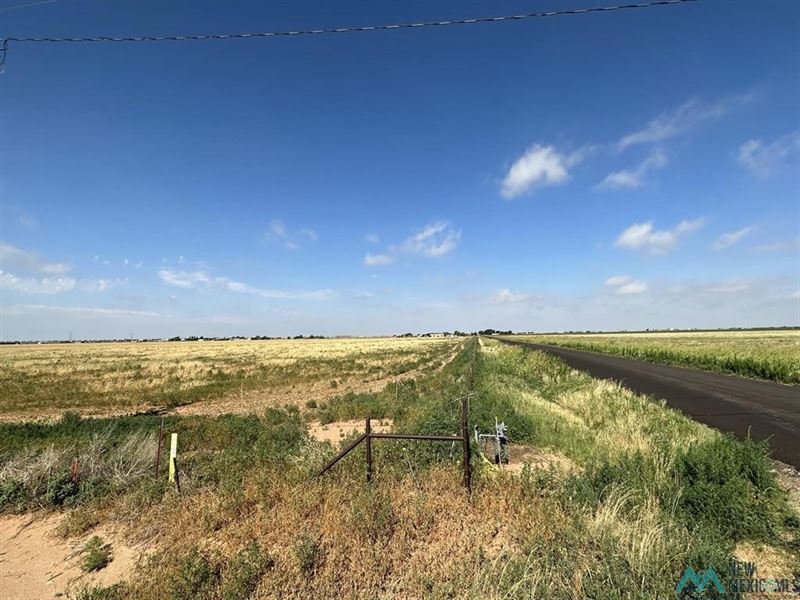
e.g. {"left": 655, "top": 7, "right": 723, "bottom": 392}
{"left": 168, "top": 433, "right": 178, "bottom": 483}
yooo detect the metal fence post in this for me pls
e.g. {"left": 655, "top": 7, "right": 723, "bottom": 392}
{"left": 154, "top": 417, "right": 164, "bottom": 479}
{"left": 365, "top": 417, "right": 372, "bottom": 483}
{"left": 461, "top": 396, "right": 471, "bottom": 493}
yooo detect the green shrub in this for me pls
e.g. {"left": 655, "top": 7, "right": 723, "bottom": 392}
{"left": 0, "top": 478, "right": 26, "bottom": 512}
{"left": 45, "top": 472, "right": 77, "bottom": 507}
{"left": 81, "top": 536, "right": 112, "bottom": 572}
{"left": 294, "top": 534, "right": 322, "bottom": 576}
{"left": 68, "top": 583, "right": 127, "bottom": 600}
{"left": 169, "top": 548, "right": 219, "bottom": 600}
{"left": 221, "top": 542, "right": 273, "bottom": 600}
{"left": 676, "top": 435, "right": 785, "bottom": 541}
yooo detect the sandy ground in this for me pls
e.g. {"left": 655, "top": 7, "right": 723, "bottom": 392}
{"left": 0, "top": 512, "right": 147, "bottom": 600}
{"left": 308, "top": 419, "right": 394, "bottom": 443}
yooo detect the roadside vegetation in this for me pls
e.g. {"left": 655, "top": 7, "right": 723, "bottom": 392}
{"left": 510, "top": 329, "right": 800, "bottom": 384}
{"left": 1, "top": 337, "right": 797, "bottom": 598}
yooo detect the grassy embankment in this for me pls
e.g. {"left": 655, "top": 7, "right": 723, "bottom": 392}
{"left": 510, "top": 330, "right": 800, "bottom": 384}
{"left": 1, "top": 337, "right": 798, "bottom": 599}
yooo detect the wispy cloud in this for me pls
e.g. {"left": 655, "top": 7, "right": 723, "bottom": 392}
{"left": 752, "top": 237, "right": 800, "bottom": 253}
{"left": 615, "top": 218, "right": 707, "bottom": 255}
{"left": 0, "top": 270, "right": 127, "bottom": 295}
{"left": 398, "top": 221, "right": 461, "bottom": 257}
{"left": 0, "top": 242, "right": 71, "bottom": 274}
{"left": 8, "top": 304, "right": 161, "bottom": 317}
{"left": 0, "top": 271, "right": 76, "bottom": 294}
{"left": 736, "top": 130, "right": 800, "bottom": 178}
{"left": 618, "top": 93, "right": 753, "bottom": 151}
{"left": 266, "top": 219, "right": 318, "bottom": 251}
{"left": 363, "top": 253, "right": 394, "bottom": 267}
{"left": 1, "top": 206, "right": 37, "bottom": 229}
{"left": 500, "top": 145, "right": 586, "bottom": 199}
{"left": 712, "top": 226, "right": 755, "bottom": 251}
{"left": 300, "top": 228, "right": 318, "bottom": 242}
{"left": 596, "top": 149, "right": 668, "bottom": 190}
{"left": 364, "top": 233, "right": 380, "bottom": 244}
{"left": 604, "top": 275, "right": 648, "bottom": 295}
{"left": 158, "top": 268, "right": 334, "bottom": 300}
{"left": 362, "top": 222, "right": 461, "bottom": 267}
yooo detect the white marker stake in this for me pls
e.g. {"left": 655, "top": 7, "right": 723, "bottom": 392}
{"left": 168, "top": 433, "right": 178, "bottom": 483}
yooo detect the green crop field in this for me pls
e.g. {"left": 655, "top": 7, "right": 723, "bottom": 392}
{"left": 1, "top": 337, "right": 797, "bottom": 599}
{"left": 508, "top": 330, "right": 800, "bottom": 384}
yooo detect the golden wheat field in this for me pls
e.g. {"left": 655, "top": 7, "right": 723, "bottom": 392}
{"left": 0, "top": 337, "right": 461, "bottom": 420}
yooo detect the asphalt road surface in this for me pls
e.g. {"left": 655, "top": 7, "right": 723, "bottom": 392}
{"left": 497, "top": 338, "right": 800, "bottom": 468}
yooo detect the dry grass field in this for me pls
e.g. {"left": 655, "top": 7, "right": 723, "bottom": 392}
{"left": 1, "top": 336, "right": 798, "bottom": 599}
{"left": 0, "top": 337, "right": 461, "bottom": 421}
{"left": 510, "top": 329, "right": 800, "bottom": 384}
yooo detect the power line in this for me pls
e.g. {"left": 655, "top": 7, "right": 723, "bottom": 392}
{"left": 0, "top": 0, "right": 62, "bottom": 13}
{"left": 0, "top": 0, "right": 698, "bottom": 68}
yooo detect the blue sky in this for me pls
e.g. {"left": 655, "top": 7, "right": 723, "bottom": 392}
{"left": 1, "top": 0, "right": 798, "bottom": 339}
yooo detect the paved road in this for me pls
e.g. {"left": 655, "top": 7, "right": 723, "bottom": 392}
{"left": 497, "top": 338, "right": 800, "bottom": 468}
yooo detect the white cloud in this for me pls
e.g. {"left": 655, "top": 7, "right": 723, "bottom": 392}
{"left": 398, "top": 221, "right": 461, "bottom": 257}
{"left": 736, "top": 131, "right": 800, "bottom": 178}
{"left": 158, "top": 268, "right": 333, "bottom": 300}
{"left": 365, "top": 233, "right": 380, "bottom": 244}
{"left": 0, "top": 242, "right": 71, "bottom": 274}
{"left": 604, "top": 275, "right": 648, "bottom": 295}
{"left": 500, "top": 145, "right": 585, "bottom": 199}
{"left": 596, "top": 149, "right": 668, "bottom": 190}
{"left": 488, "top": 289, "right": 536, "bottom": 304}
{"left": 364, "top": 253, "right": 394, "bottom": 267}
{"left": 614, "top": 218, "right": 707, "bottom": 255}
{"left": 266, "top": 219, "right": 318, "bottom": 250}
{"left": 158, "top": 269, "right": 208, "bottom": 288}
{"left": 712, "top": 226, "right": 755, "bottom": 251}
{"left": 618, "top": 94, "right": 753, "bottom": 150}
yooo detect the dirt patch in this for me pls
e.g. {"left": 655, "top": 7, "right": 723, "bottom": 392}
{"left": 0, "top": 512, "right": 149, "bottom": 599}
{"left": 308, "top": 419, "right": 394, "bottom": 443}
{"left": 482, "top": 444, "right": 579, "bottom": 475}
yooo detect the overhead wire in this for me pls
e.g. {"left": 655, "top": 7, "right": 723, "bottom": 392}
{"left": 0, "top": 0, "right": 699, "bottom": 68}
